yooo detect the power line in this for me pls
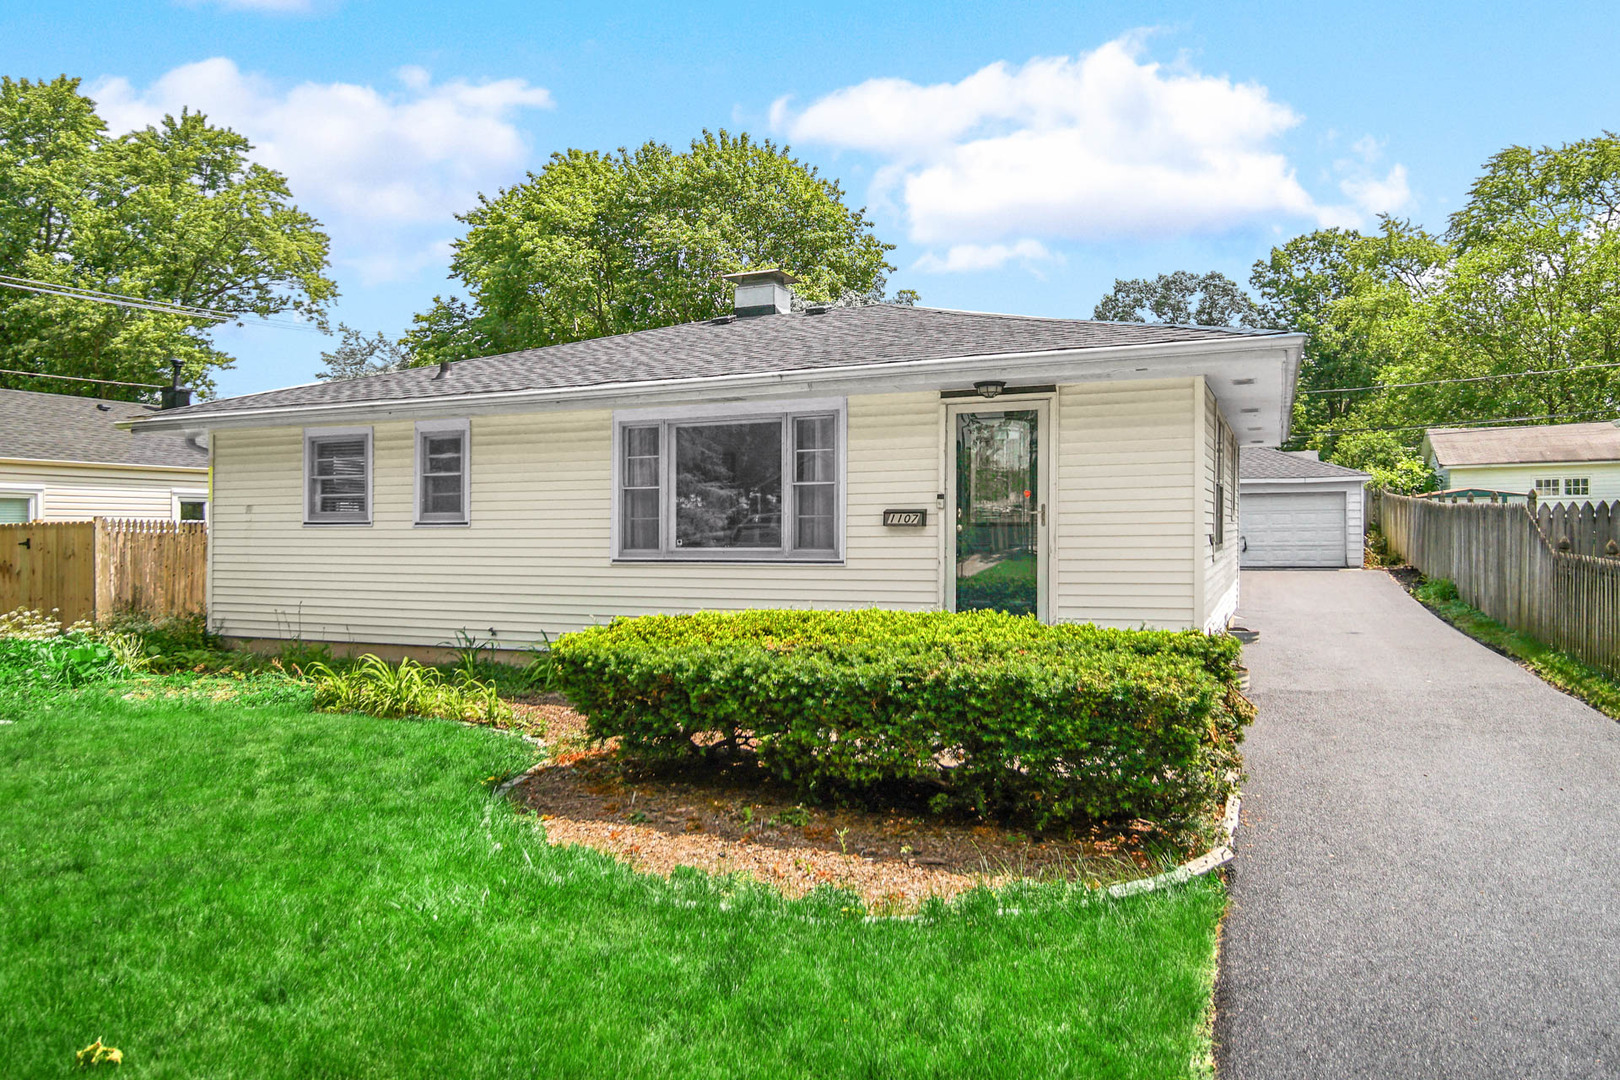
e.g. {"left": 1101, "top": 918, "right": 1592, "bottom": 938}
{"left": 1316, "top": 409, "right": 1615, "bottom": 436}
{"left": 0, "top": 368, "right": 164, "bottom": 390}
{"left": 1303, "top": 360, "right": 1620, "bottom": 394}
{"left": 0, "top": 274, "right": 321, "bottom": 332}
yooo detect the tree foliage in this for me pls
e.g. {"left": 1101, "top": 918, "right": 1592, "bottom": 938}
{"left": 315, "top": 324, "right": 413, "bottom": 381}
{"left": 1092, "top": 270, "right": 1264, "bottom": 328}
{"left": 404, "top": 130, "right": 899, "bottom": 364}
{"left": 1251, "top": 132, "right": 1620, "bottom": 480}
{"left": 0, "top": 76, "right": 336, "bottom": 399}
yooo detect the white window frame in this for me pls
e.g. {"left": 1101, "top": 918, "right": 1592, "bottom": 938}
{"left": 171, "top": 489, "right": 209, "bottom": 523}
{"left": 303, "top": 426, "right": 373, "bottom": 526}
{"left": 0, "top": 484, "right": 43, "bottom": 523}
{"left": 611, "top": 397, "right": 847, "bottom": 563}
{"left": 414, "top": 419, "right": 472, "bottom": 527}
{"left": 1535, "top": 478, "right": 1561, "bottom": 496}
{"left": 1564, "top": 476, "right": 1591, "bottom": 497}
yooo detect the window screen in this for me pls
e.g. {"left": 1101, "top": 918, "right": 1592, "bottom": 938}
{"left": 0, "top": 496, "right": 30, "bottom": 524}
{"left": 793, "top": 415, "right": 837, "bottom": 551}
{"left": 622, "top": 425, "right": 661, "bottom": 550}
{"left": 306, "top": 434, "right": 370, "bottom": 523}
{"left": 418, "top": 428, "right": 468, "bottom": 523}
{"left": 178, "top": 500, "right": 206, "bottom": 522}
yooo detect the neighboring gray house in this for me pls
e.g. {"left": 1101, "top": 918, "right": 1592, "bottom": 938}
{"left": 0, "top": 388, "right": 209, "bottom": 523}
{"left": 127, "top": 272, "right": 1305, "bottom": 653}
{"left": 1239, "top": 446, "right": 1369, "bottom": 568}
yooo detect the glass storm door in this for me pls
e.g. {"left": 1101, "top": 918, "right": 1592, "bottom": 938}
{"left": 952, "top": 406, "right": 1046, "bottom": 619}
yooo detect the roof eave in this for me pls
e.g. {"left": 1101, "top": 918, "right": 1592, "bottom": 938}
{"left": 125, "top": 332, "right": 1306, "bottom": 438}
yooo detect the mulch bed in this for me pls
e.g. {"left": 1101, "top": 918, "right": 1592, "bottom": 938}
{"left": 506, "top": 702, "right": 1174, "bottom": 912}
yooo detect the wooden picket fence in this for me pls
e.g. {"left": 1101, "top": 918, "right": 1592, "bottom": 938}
{"left": 0, "top": 519, "right": 206, "bottom": 626}
{"left": 1377, "top": 491, "right": 1620, "bottom": 677}
{"left": 1533, "top": 499, "right": 1620, "bottom": 558}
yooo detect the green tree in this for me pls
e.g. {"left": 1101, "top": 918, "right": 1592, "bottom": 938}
{"left": 405, "top": 130, "right": 898, "bottom": 364}
{"left": 315, "top": 324, "right": 413, "bottom": 381}
{"left": 1255, "top": 134, "right": 1620, "bottom": 466}
{"left": 1092, "top": 270, "right": 1264, "bottom": 327}
{"left": 0, "top": 76, "right": 336, "bottom": 399}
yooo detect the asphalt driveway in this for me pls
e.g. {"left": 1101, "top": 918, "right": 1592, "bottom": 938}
{"left": 1216, "top": 570, "right": 1620, "bottom": 1079}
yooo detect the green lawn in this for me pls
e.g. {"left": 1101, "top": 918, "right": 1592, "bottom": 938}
{"left": 0, "top": 680, "right": 1224, "bottom": 1079}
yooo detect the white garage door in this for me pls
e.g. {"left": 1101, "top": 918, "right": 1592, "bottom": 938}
{"left": 1241, "top": 491, "right": 1348, "bottom": 568}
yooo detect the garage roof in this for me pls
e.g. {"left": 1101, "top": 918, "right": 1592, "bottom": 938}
{"left": 1240, "top": 446, "right": 1369, "bottom": 481}
{"left": 1424, "top": 420, "right": 1620, "bottom": 466}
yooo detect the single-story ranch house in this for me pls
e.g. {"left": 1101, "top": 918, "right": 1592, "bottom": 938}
{"left": 128, "top": 271, "right": 1302, "bottom": 655}
{"left": 0, "top": 387, "right": 209, "bottom": 523}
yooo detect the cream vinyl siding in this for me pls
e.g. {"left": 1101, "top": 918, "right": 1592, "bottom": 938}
{"left": 0, "top": 460, "right": 208, "bottom": 521}
{"left": 1440, "top": 462, "right": 1620, "bottom": 503}
{"left": 208, "top": 392, "right": 943, "bottom": 646}
{"left": 1051, "top": 379, "right": 1199, "bottom": 629}
{"left": 1201, "top": 386, "right": 1240, "bottom": 632}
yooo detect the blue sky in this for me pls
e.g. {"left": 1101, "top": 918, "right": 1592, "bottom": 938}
{"left": 6, "top": 0, "right": 1618, "bottom": 396}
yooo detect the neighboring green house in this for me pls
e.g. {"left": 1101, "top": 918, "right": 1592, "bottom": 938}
{"left": 1422, "top": 420, "right": 1620, "bottom": 505}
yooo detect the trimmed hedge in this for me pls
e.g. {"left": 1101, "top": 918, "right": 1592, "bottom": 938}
{"left": 552, "top": 610, "right": 1252, "bottom": 832}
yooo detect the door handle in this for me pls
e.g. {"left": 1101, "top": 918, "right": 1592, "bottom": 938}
{"left": 1040, "top": 503, "right": 1046, "bottom": 527}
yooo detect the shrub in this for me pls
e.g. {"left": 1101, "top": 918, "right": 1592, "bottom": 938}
{"left": 551, "top": 610, "right": 1252, "bottom": 832}
{"left": 306, "top": 655, "right": 512, "bottom": 725}
{"left": 1414, "top": 576, "right": 1460, "bottom": 604}
{"left": 0, "top": 633, "right": 128, "bottom": 687}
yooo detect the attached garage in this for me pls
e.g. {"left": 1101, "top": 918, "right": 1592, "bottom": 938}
{"left": 1239, "top": 447, "right": 1369, "bottom": 569}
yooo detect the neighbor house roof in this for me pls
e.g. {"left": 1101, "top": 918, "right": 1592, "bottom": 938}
{"left": 1425, "top": 420, "right": 1620, "bottom": 467}
{"left": 138, "top": 304, "right": 1295, "bottom": 425}
{"left": 1240, "top": 446, "right": 1369, "bottom": 481}
{"left": 0, "top": 388, "right": 208, "bottom": 469}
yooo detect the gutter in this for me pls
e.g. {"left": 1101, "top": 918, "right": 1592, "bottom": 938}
{"left": 0, "top": 455, "right": 210, "bottom": 474}
{"left": 122, "top": 332, "right": 1307, "bottom": 435}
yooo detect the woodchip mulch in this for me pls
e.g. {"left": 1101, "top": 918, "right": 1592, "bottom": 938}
{"left": 506, "top": 702, "right": 1163, "bottom": 913}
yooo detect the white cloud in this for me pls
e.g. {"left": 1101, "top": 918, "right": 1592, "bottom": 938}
{"left": 90, "top": 58, "right": 553, "bottom": 226}
{"left": 914, "top": 239, "right": 1057, "bottom": 274}
{"left": 774, "top": 37, "right": 1410, "bottom": 252}
{"left": 1341, "top": 163, "right": 1410, "bottom": 218}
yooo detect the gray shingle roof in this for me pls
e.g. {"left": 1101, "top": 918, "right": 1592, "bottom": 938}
{"left": 1425, "top": 420, "right": 1620, "bottom": 466}
{"left": 1241, "top": 446, "right": 1369, "bottom": 480}
{"left": 156, "top": 304, "right": 1292, "bottom": 420}
{"left": 0, "top": 388, "right": 208, "bottom": 468}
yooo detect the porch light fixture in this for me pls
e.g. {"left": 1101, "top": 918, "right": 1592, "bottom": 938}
{"left": 973, "top": 380, "right": 1006, "bottom": 399}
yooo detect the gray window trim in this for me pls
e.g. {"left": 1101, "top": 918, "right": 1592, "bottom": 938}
{"left": 303, "top": 425, "right": 373, "bottom": 526}
{"left": 414, "top": 419, "right": 471, "bottom": 526}
{"left": 611, "top": 398, "right": 847, "bottom": 563}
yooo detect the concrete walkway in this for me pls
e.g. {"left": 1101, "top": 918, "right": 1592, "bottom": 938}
{"left": 1215, "top": 570, "right": 1620, "bottom": 1079}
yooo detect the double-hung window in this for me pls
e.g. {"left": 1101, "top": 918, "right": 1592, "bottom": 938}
{"left": 614, "top": 400, "right": 844, "bottom": 561}
{"left": 305, "top": 427, "right": 372, "bottom": 525}
{"left": 415, "top": 420, "right": 470, "bottom": 525}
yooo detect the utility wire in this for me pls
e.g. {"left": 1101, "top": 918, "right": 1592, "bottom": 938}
{"left": 0, "top": 368, "right": 164, "bottom": 390}
{"left": 0, "top": 273, "right": 321, "bottom": 332}
{"left": 1303, "top": 360, "right": 1620, "bottom": 394}
{"left": 1315, "top": 409, "right": 1615, "bottom": 436}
